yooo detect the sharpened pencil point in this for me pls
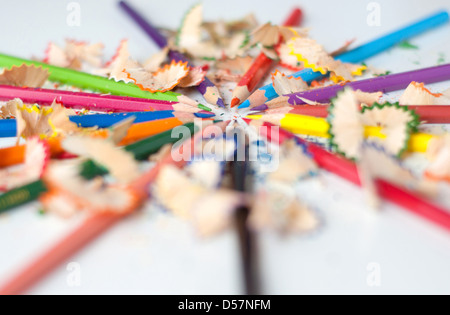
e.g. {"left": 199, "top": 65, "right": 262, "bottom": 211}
{"left": 230, "top": 97, "right": 241, "bottom": 108}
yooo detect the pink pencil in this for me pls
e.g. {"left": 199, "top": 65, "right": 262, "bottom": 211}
{"left": 0, "top": 85, "right": 208, "bottom": 113}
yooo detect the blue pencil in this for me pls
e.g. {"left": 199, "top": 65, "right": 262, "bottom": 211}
{"left": 238, "top": 10, "right": 450, "bottom": 109}
{"left": 0, "top": 119, "right": 16, "bottom": 138}
{"left": 0, "top": 111, "right": 214, "bottom": 137}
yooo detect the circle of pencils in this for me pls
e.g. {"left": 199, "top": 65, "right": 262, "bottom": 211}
{"left": 0, "top": 1, "right": 450, "bottom": 296}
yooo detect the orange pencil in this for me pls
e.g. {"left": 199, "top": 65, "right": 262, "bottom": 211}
{"left": 0, "top": 117, "right": 188, "bottom": 168}
{"left": 230, "top": 8, "right": 303, "bottom": 107}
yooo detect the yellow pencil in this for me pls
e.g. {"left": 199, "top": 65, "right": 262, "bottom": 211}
{"left": 247, "top": 113, "right": 433, "bottom": 153}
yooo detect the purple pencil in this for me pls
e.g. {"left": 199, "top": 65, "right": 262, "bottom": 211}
{"left": 0, "top": 85, "right": 208, "bottom": 113}
{"left": 251, "top": 64, "right": 450, "bottom": 111}
{"left": 119, "top": 0, "right": 226, "bottom": 109}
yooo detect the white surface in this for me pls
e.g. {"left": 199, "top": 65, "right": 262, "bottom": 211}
{"left": 1, "top": 0, "right": 450, "bottom": 295}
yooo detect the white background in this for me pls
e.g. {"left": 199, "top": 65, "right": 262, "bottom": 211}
{"left": 0, "top": 0, "right": 450, "bottom": 295}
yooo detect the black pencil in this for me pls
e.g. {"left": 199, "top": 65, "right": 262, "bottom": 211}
{"left": 230, "top": 146, "right": 260, "bottom": 295}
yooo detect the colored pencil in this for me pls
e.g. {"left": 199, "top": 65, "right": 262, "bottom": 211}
{"left": 118, "top": 117, "right": 189, "bottom": 146}
{"left": 0, "top": 117, "right": 189, "bottom": 169}
{"left": 250, "top": 64, "right": 450, "bottom": 111}
{"left": 246, "top": 120, "right": 450, "bottom": 231}
{"left": 0, "top": 111, "right": 214, "bottom": 137}
{"left": 0, "top": 122, "right": 228, "bottom": 295}
{"left": 69, "top": 111, "right": 212, "bottom": 129}
{"left": 0, "top": 53, "right": 182, "bottom": 102}
{"left": 0, "top": 85, "right": 212, "bottom": 113}
{"left": 230, "top": 149, "right": 260, "bottom": 295}
{"left": 119, "top": 0, "right": 226, "bottom": 109}
{"left": 0, "top": 122, "right": 199, "bottom": 214}
{"left": 258, "top": 105, "right": 450, "bottom": 124}
{"left": 247, "top": 113, "right": 433, "bottom": 153}
{"left": 230, "top": 7, "right": 303, "bottom": 107}
{"left": 238, "top": 10, "right": 450, "bottom": 109}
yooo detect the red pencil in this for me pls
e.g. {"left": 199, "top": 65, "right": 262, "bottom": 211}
{"left": 261, "top": 105, "right": 450, "bottom": 124}
{"left": 230, "top": 8, "right": 303, "bottom": 107}
{"left": 245, "top": 119, "right": 450, "bottom": 231}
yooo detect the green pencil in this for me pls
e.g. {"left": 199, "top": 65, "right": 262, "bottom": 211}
{"left": 0, "top": 122, "right": 198, "bottom": 214}
{"left": 0, "top": 53, "right": 179, "bottom": 102}
{"left": 0, "top": 181, "right": 48, "bottom": 215}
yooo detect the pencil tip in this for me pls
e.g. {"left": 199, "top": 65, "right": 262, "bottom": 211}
{"left": 230, "top": 98, "right": 240, "bottom": 108}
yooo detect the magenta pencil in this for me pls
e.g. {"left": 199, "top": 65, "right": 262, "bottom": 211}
{"left": 0, "top": 85, "right": 208, "bottom": 113}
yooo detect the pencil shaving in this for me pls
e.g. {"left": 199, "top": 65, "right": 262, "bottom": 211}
{"left": 41, "top": 161, "right": 140, "bottom": 216}
{"left": 358, "top": 142, "right": 437, "bottom": 209}
{"left": 250, "top": 188, "right": 318, "bottom": 234}
{"left": 425, "top": 134, "right": 450, "bottom": 182}
{"left": 0, "top": 64, "right": 49, "bottom": 88}
{"left": 44, "top": 40, "right": 103, "bottom": 70}
{"left": 98, "top": 39, "right": 137, "bottom": 83}
{"left": 267, "top": 139, "right": 318, "bottom": 183}
{"left": 124, "top": 60, "right": 190, "bottom": 93}
{"left": 0, "top": 137, "right": 50, "bottom": 192}
{"left": 154, "top": 164, "right": 242, "bottom": 237}
{"left": 13, "top": 99, "right": 79, "bottom": 141}
{"left": 62, "top": 135, "right": 141, "bottom": 184}
{"left": 399, "top": 82, "right": 450, "bottom": 105}
{"left": 361, "top": 103, "right": 419, "bottom": 157}
{"left": 288, "top": 37, "right": 366, "bottom": 82}
{"left": 271, "top": 70, "right": 308, "bottom": 96}
{"left": 329, "top": 89, "right": 418, "bottom": 160}
{"left": 178, "top": 66, "right": 206, "bottom": 88}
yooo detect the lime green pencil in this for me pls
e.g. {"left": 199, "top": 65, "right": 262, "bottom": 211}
{"left": 0, "top": 53, "right": 179, "bottom": 102}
